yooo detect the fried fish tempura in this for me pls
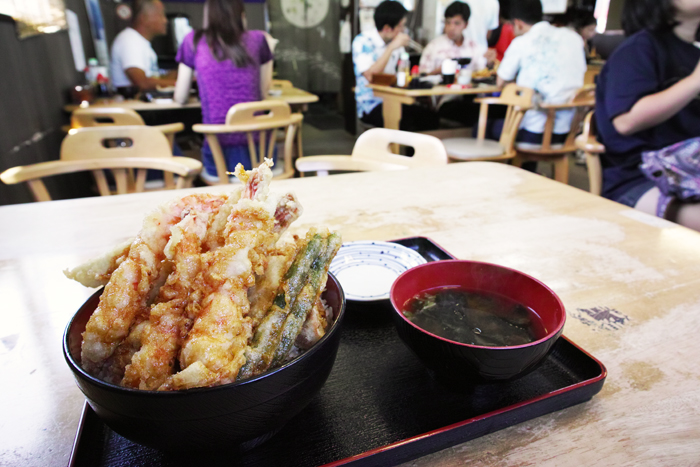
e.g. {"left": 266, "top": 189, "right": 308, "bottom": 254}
{"left": 248, "top": 240, "right": 297, "bottom": 328}
{"left": 121, "top": 209, "right": 212, "bottom": 390}
{"left": 80, "top": 193, "right": 226, "bottom": 376}
{"left": 64, "top": 239, "right": 133, "bottom": 288}
{"left": 164, "top": 161, "right": 279, "bottom": 390}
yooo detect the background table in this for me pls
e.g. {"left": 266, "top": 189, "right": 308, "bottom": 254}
{"left": 368, "top": 83, "right": 499, "bottom": 130}
{"left": 2, "top": 162, "right": 700, "bottom": 465}
{"left": 63, "top": 86, "right": 319, "bottom": 113}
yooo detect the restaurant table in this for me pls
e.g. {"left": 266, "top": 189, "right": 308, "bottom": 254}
{"left": 63, "top": 85, "right": 320, "bottom": 113}
{"left": 2, "top": 162, "right": 700, "bottom": 466}
{"left": 368, "top": 83, "right": 500, "bottom": 130}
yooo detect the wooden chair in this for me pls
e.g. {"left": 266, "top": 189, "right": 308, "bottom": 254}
{"left": 71, "top": 107, "right": 185, "bottom": 149}
{"left": 575, "top": 110, "right": 605, "bottom": 196}
{"left": 295, "top": 128, "right": 447, "bottom": 176}
{"left": 513, "top": 85, "right": 596, "bottom": 184}
{"left": 440, "top": 84, "right": 535, "bottom": 162}
{"left": 192, "top": 101, "right": 301, "bottom": 184}
{"left": 0, "top": 126, "right": 202, "bottom": 202}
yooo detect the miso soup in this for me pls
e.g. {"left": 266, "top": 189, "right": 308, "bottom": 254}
{"left": 402, "top": 287, "right": 546, "bottom": 347}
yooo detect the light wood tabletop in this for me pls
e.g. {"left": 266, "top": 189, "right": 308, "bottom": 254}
{"left": 2, "top": 162, "right": 700, "bottom": 465}
{"left": 368, "top": 83, "right": 500, "bottom": 130}
{"left": 63, "top": 86, "right": 319, "bottom": 113}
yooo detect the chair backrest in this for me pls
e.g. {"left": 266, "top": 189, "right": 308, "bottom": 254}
{"left": 58, "top": 126, "right": 188, "bottom": 195}
{"left": 61, "top": 126, "right": 174, "bottom": 161}
{"left": 532, "top": 84, "right": 596, "bottom": 152}
{"left": 575, "top": 110, "right": 605, "bottom": 195}
{"left": 71, "top": 107, "right": 146, "bottom": 128}
{"left": 193, "top": 100, "right": 301, "bottom": 184}
{"left": 352, "top": 128, "right": 448, "bottom": 167}
{"left": 493, "top": 84, "right": 536, "bottom": 152}
{"left": 0, "top": 157, "right": 201, "bottom": 202}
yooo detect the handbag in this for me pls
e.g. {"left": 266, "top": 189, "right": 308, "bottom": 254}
{"left": 640, "top": 137, "right": 700, "bottom": 218}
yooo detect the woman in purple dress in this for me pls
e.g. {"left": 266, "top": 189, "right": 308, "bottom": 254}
{"left": 174, "top": 0, "right": 273, "bottom": 182}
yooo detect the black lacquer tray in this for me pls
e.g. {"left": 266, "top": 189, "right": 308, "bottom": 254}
{"left": 69, "top": 237, "right": 606, "bottom": 467}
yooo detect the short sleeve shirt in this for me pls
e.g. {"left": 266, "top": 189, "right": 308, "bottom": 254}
{"left": 352, "top": 28, "right": 404, "bottom": 117}
{"left": 176, "top": 30, "right": 272, "bottom": 147}
{"left": 498, "top": 22, "right": 586, "bottom": 134}
{"left": 419, "top": 34, "right": 487, "bottom": 74}
{"left": 462, "top": 0, "right": 500, "bottom": 52}
{"left": 596, "top": 30, "right": 700, "bottom": 200}
{"left": 110, "top": 28, "right": 159, "bottom": 88}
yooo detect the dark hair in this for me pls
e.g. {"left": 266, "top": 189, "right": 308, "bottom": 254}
{"left": 621, "top": 0, "right": 677, "bottom": 36}
{"left": 444, "top": 1, "right": 470, "bottom": 22}
{"left": 194, "top": 0, "right": 251, "bottom": 67}
{"left": 572, "top": 11, "right": 596, "bottom": 31}
{"left": 499, "top": 0, "right": 511, "bottom": 21}
{"left": 374, "top": 1, "right": 408, "bottom": 31}
{"left": 510, "top": 0, "right": 543, "bottom": 25}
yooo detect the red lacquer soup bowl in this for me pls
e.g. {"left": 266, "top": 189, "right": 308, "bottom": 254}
{"left": 390, "top": 260, "right": 565, "bottom": 383}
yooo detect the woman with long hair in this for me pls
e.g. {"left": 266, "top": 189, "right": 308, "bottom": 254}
{"left": 174, "top": 0, "right": 273, "bottom": 182}
{"left": 595, "top": 0, "right": 700, "bottom": 230}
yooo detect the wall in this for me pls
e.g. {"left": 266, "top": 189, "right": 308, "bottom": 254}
{"left": 0, "top": 0, "right": 97, "bottom": 205}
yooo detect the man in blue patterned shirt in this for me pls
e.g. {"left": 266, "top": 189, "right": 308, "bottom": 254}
{"left": 352, "top": 1, "right": 439, "bottom": 131}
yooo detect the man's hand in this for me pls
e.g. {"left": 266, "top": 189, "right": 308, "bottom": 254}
{"left": 389, "top": 32, "right": 410, "bottom": 51}
{"left": 484, "top": 49, "right": 497, "bottom": 67}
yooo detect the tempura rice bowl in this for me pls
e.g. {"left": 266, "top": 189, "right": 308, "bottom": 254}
{"left": 63, "top": 273, "right": 346, "bottom": 452}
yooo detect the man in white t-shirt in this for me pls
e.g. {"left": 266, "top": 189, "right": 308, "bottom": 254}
{"left": 496, "top": 0, "right": 585, "bottom": 140}
{"left": 110, "top": 0, "right": 172, "bottom": 91}
{"left": 462, "top": 0, "right": 499, "bottom": 53}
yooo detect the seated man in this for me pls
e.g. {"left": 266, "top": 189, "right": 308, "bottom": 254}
{"left": 420, "top": 1, "right": 488, "bottom": 127}
{"left": 352, "top": 1, "right": 439, "bottom": 132}
{"left": 110, "top": 0, "right": 175, "bottom": 92}
{"left": 496, "top": 0, "right": 586, "bottom": 146}
{"left": 419, "top": 2, "right": 487, "bottom": 74}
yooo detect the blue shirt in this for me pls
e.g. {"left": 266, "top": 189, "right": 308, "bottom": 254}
{"left": 596, "top": 30, "right": 700, "bottom": 201}
{"left": 352, "top": 29, "right": 404, "bottom": 117}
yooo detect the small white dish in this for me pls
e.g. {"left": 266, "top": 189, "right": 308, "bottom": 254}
{"left": 329, "top": 241, "right": 427, "bottom": 301}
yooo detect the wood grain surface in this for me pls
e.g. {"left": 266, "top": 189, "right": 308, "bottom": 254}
{"left": 1, "top": 162, "right": 699, "bottom": 466}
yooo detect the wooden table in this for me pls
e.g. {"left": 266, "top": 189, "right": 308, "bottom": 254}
{"left": 63, "top": 86, "right": 319, "bottom": 113}
{"left": 368, "top": 83, "right": 500, "bottom": 130}
{"left": 2, "top": 162, "right": 700, "bottom": 465}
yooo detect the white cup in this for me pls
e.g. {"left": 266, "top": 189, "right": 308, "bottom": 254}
{"left": 441, "top": 59, "right": 457, "bottom": 75}
{"left": 457, "top": 68, "right": 472, "bottom": 85}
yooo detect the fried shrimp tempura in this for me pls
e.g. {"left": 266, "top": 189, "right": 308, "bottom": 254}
{"left": 163, "top": 160, "right": 279, "bottom": 390}
{"left": 121, "top": 209, "right": 213, "bottom": 390}
{"left": 80, "top": 193, "right": 226, "bottom": 376}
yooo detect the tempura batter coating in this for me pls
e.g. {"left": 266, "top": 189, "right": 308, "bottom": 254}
{"left": 80, "top": 193, "right": 226, "bottom": 375}
{"left": 122, "top": 209, "right": 212, "bottom": 390}
{"left": 167, "top": 161, "right": 279, "bottom": 389}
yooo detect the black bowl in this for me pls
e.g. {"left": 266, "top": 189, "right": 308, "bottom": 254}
{"left": 63, "top": 274, "right": 346, "bottom": 452}
{"left": 390, "top": 260, "right": 565, "bottom": 383}
{"left": 116, "top": 85, "right": 140, "bottom": 100}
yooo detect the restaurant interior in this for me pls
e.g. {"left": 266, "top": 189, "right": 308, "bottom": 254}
{"left": 3, "top": 0, "right": 700, "bottom": 465}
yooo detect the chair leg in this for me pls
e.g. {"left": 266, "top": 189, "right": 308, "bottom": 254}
{"left": 512, "top": 153, "right": 526, "bottom": 169}
{"left": 553, "top": 155, "right": 570, "bottom": 184}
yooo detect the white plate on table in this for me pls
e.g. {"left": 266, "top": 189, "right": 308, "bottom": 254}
{"left": 329, "top": 241, "right": 427, "bottom": 301}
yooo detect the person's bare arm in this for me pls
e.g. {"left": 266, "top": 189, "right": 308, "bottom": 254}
{"left": 496, "top": 76, "right": 512, "bottom": 89}
{"left": 362, "top": 33, "right": 410, "bottom": 81}
{"left": 260, "top": 61, "right": 273, "bottom": 99}
{"left": 173, "top": 63, "right": 194, "bottom": 104}
{"left": 613, "top": 60, "right": 700, "bottom": 135}
{"left": 125, "top": 67, "right": 177, "bottom": 91}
